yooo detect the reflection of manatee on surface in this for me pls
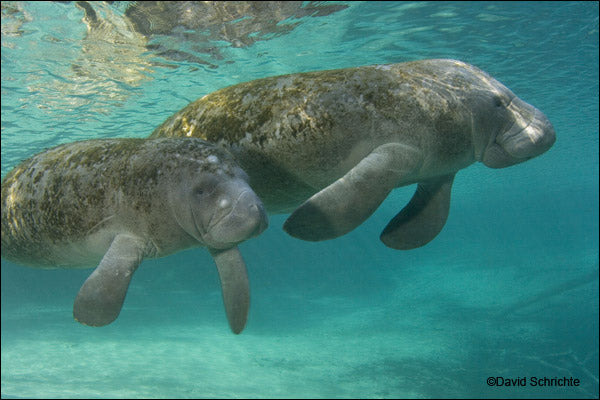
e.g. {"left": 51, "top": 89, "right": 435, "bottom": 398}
{"left": 77, "top": 0, "right": 348, "bottom": 68}
{"left": 151, "top": 59, "right": 556, "bottom": 250}
{"left": 1, "top": 138, "right": 268, "bottom": 334}
{"left": 2, "top": 1, "right": 347, "bottom": 113}
{"left": 123, "top": 1, "right": 348, "bottom": 51}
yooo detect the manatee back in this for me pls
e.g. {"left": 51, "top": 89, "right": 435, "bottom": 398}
{"left": 150, "top": 61, "right": 478, "bottom": 211}
{"left": 2, "top": 140, "right": 124, "bottom": 266}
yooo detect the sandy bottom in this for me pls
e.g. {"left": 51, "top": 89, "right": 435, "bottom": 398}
{"left": 2, "top": 255, "right": 598, "bottom": 399}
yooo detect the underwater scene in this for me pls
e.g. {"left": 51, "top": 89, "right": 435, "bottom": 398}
{"left": 1, "top": 1, "right": 598, "bottom": 398}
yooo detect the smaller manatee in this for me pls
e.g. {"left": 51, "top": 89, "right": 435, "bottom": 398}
{"left": 1, "top": 138, "right": 268, "bottom": 334}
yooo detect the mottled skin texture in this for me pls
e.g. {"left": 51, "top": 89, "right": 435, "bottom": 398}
{"left": 151, "top": 59, "right": 556, "bottom": 249}
{"left": 1, "top": 138, "right": 268, "bottom": 333}
{"left": 3, "top": 138, "right": 240, "bottom": 265}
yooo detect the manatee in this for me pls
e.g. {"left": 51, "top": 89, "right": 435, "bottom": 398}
{"left": 150, "top": 59, "right": 556, "bottom": 249}
{"left": 1, "top": 138, "right": 268, "bottom": 334}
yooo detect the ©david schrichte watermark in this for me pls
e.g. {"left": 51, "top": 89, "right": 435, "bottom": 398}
{"left": 487, "top": 376, "right": 581, "bottom": 388}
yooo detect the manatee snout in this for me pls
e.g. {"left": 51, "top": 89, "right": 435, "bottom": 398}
{"left": 505, "top": 98, "right": 556, "bottom": 157}
{"left": 484, "top": 98, "right": 556, "bottom": 168}
{"left": 231, "top": 190, "right": 269, "bottom": 238}
{"left": 519, "top": 107, "right": 556, "bottom": 158}
{"left": 207, "top": 188, "right": 268, "bottom": 249}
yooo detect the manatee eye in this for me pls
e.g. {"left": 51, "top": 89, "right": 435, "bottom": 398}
{"left": 493, "top": 96, "right": 504, "bottom": 108}
{"left": 192, "top": 179, "right": 217, "bottom": 197}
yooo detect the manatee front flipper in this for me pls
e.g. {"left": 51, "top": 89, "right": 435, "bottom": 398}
{"left": 380, "top": 174, "right": 455, "bottom": 250}
{"left": 283, "top": 143, "right": 422, "bottom": 241}
{"left": 73, "top": 234, "right": 145, "bottom": 326}
{"left": 209, "top": 246, "right": 250, "bottom": 334}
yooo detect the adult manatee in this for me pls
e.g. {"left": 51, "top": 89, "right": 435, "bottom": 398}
{"left": 151, "top": 59, "right": 555, "bottom": 249}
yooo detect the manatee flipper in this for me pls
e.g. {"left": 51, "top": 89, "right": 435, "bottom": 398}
{"left": 380, "top": 174, "right": 455, "bottom": 250}
{"left": 73, "top": 234, "right": 145, "bottom": 326}
{"left": 283, "top": 143, "right": 422, "bottom": 241}
{"left": 209, "top": 246, "right": 250, "bottom": 334}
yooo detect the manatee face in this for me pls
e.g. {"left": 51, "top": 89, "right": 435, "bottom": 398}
{"left": 467, "top": 67, "right": 556, "bottom": 168}
{"left": 171, "top": 163, "right": 268, "bottom": 250}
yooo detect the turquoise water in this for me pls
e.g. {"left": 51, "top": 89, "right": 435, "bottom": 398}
{"left": 1, "top": 1, "right": 598, "bottom": 398}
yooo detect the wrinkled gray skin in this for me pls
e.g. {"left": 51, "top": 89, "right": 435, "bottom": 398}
{"left": 151, "top": 59, "right": 555, "bottom": 250}
{"left": 1, "top": 138, "right": 267, "bottom": 334}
